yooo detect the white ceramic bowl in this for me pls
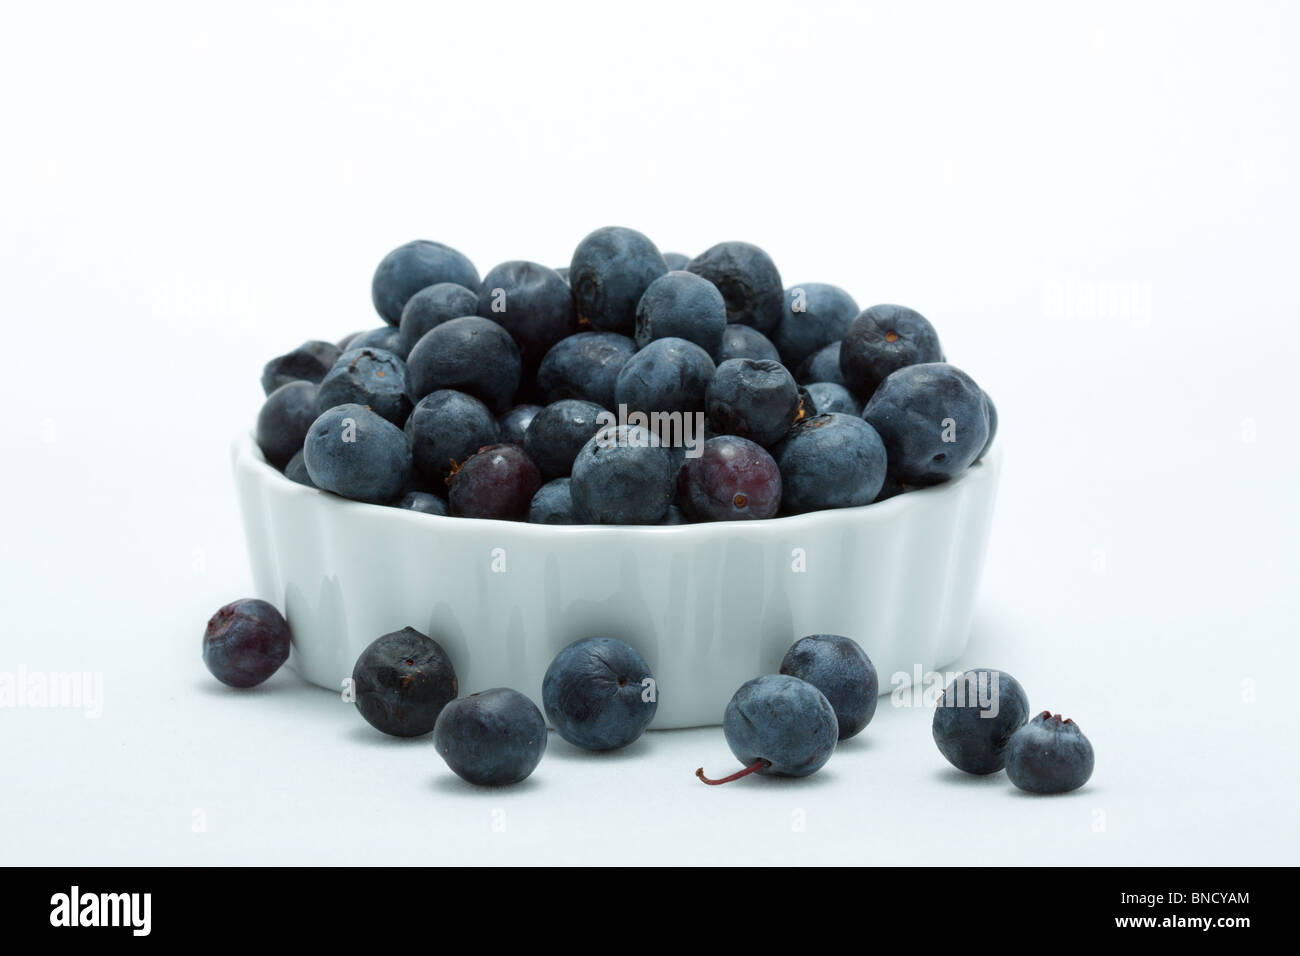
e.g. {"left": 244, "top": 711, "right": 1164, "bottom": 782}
{"left": 232, "top": 435, "right": 1001, "bottom": 728}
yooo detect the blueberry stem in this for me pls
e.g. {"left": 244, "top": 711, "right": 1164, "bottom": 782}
{"left": 695, "top": 759, "right": 770, "bottom": 785}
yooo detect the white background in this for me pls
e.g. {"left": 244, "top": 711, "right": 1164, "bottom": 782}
{"left": 1, "top": 0, "right": 1297, "bottom": 865}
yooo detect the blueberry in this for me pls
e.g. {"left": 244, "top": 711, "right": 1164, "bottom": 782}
{"left": 528, "top": 477, "right": 578, "bottom": 524}
{"left": 371, "top": 240, "right": 479, "bottom": 325}
{"left": 839, "top": 304, "right": 943, "bottom": 399}
{"left": 676, "top": 435, "right": 782, "bottom": 521}
{"left": 713, "top": 323, "right": 781, "bottom": 364}
{"left": 398, "top": 282, "right": 479, "bottom": 355}
{"left": 304, "top": 404, "right": 412, "bottom": 503}
{"left": 697, "top": 674, "right": 837, "bottom": 783}
{"left": 571, "top": 424, "right": 676, "bottom": 525}
{"left": 347, "top": 325, "right": 408, "bottom": 359}
{"left": 261, "top": 340, "right": 342, "bottom": 395}
{"left": 774, "top": 283, "right": 858, "bottom": 368}
{"left": 634, "top": 270, "right": 727, "bottom": 354}
{"left": 283, "top": 450, "right": 317, "bottom": 487}
{"left": 447, "top": 443, "right": 541, "bottom": 521}
{"left": 685, "top": 241, "right": 784, "bottom": 336}
{"left": 536, "top": 331, "right": 636, "bottom": 408}
{"left": 397, "top": 491, "right": 448, "bottom": 516}
{"left": 660, "top": 504, "right": 688, "bottom": 525}
{"left": 352, "top": 627, "right": 458, "bottom": 737}
{"left": 337, "top": 330, "right": 364, "bottom": 350}
{"left": 662, "top": 251, "right": 690, "bottom": 270}
{"left": 569, "top": 226, "right": 668, "bottom": 335}
{"left": 795, "top": 341, "right": 848, "bottom": 387}
{"left": 614, "top": 337, "right": 716, "bottom": 421}
{"left": 499, "top": 403, "right": 544, "bottom": 446}
{"left": 775, "top": 413, "right": 887, "bottom": 513}
{"left": 705, "top": 358, "right": 803, "bottom": 448}
{"left": 932, "top": 669, "right": 1030, "bottom": 774}
{"left": 476, "top": 261, "right": 576, "bottom": 366}
{"left": 862, "top": 363, "right": 989, "bottom": 486}
{"left": 523, "top": 399, "right": 608, "bottom": 480}
{"left": 406, "top": 315, "right": 521, "bottom": 414}
{"left": 1005, "top": 711, "right": 1095, "bottom": 794}
{"left": 434, "top": 688, "right": 547, "bottom": 786}
{"left": 256, "top": 380, "right": 319, "bottom": 469}
{"left": 977, "top": 391, "right": 997, "bottom": 461}
{"left": 779, "top": 635, "right": 878, "bottom": 740}
{"left": 316, "top": 347, "right": 413, "bottom": 427}
{"left": 555, "top": 266, "right": 569, "bottom": 283}
{"left": 404, "top": 389, "right": 500, "bottom": 483}
{"left": 542, "top": 637, "right": 658, "bottom": 750}
{"left": 805, "top": 381, "right": 862, "bottom": 417}
{"left": 202, "top": 598, "right": 291, "bottom": 688}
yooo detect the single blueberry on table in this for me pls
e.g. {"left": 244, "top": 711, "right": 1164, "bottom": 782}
{"left": 406, "top": 315, "right": 522, "bottom": 414}
{"left": 932, "top": 669, "right": 1030, "bottom": 774}
{"left": 775, "top": 413, "right": 887, "bottom": 513}
{"left": 523, "top": 399, "right": 607, "bottom": 480}
{"left": 713, "top": 323, "right": 781, "bottom": 364}
{"left": 352, "top": 627, "right": 458, "bottom": 737}
{"left": 1005, "top": 711, "right": 1095, "bottom": 794}
{"left": 371, "top": 239, "right": 479, "bottom": 325}
{"left": 397, "top": 491, "right": 448, "bottom": 516}
{"left": 697, "top": 674, "right": 838, "bottom": 784}
{"left": 977, "top": 390, "right": 997, "bottom": 462}
{"left": 795, "top": 341, "right": 848, "bottom": 388}
{"left": 805, "top": 381, "right": 862, "bottom": 417}
{"left": 685, "top": 241, "right": 784, "bottom": 336}
{"left": 542, "top": 637, "right": 658, "bottom": 751}
{"left": 536, "top": 331, "right": 636, "bottom": 409}
{"left": 634, "top": 270, "right": 727, "bottom": 354}
{"left": 398, "top": 282, "right": 479, "bottom": 355}
{"left": 662, "top": 251, "right": 690, "bottom": 271}
{"left": 498, "top": 403, "right": 544, "bottom": 446}
{"left": 347, "top": 325, "right": 408, "bottom": 359}
{"left": 476, "top": 260, "right": 577, "bottom": 366}
{"left": 434, "top": 688, "right": 547, "bottom": 787}
{"left": 569, "top": 226, "right": 668, "bottom": 335}
{"left": 774, "top": 282, "right": 858, "bottom": 368}
{"left": 571, "top": 424, "right": 677, "bottom": 525}
{"left": 862, "top": 362, "right": 989, "bottom": 486}
{"left": 256, "top": 380, "right": 319, "bottom": 470}
{"left": 779, "top": 635, "right": 878, "bottom": 740}
{"left": 404, "top": 389, "right": 500, "bottom": 483}
{"left": 705, "top": 358, "right": 803, "bottom": 448}
{"left": 839, "top": 304, "right": 943, "bottom": 400}
{"left": 528, "top": 477, "right": 578, "bottom": 524}
{"left": 261, "top": 340, "right": 342, "bottom": 395}
{"left": 316, "top": 347, "right": 413, "bottom": 427}
{"left": 304, "top": 403, "right": 412, "bottom": 503}
{"left": 614, "top": 336, "right": 716, "bottom": 420}
{"left": 202, "top": 598, "right": 291, "bottom": 688}
{"left": 676, "top": 435, "right": 782, "bottom": 521}
{"left": 447, "top": 443, "right": 542, "bottom": 521}
{"left": 283, "top": 450, "right": 317, "bottom": 487}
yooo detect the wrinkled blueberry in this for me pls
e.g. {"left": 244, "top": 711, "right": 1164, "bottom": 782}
{"left": 569, "top": 226, "right": 668, "bottom": 335}
{"left": 352, "top": 627, "right": 458, "bottom": 737}
{"left": 635, "top": 270, "right": 727, "bottom": 354}
{"left": 316, "top": 347, "right": 413, "bottom": 427}
{"left": 775, "top": 413, "right": 887, "bottom": 513}
{"left": 304, "top": 403, "right": 411, "bottom": 503}
{"left": 839, "top": 304, "right": 943, "bottom": 400}
{"left": 686, "top": 241, "right": 784, "bottom": 336}
{"left": 779, "top": 635, "right": 878, "bottom": 740}
{"left": 774, "top": 282, "right": 858, "bottom": 368}
{"left": 434, "top": 688, "right": 547, "bottom": 786}
{"left": 1006, "top": 711, "right": 1095, "bottom": 794}
{"left": 932, "top": 669, "right": 1030, "bottom": 775}
{"left": 404, "top": 389, "right": 500, "bottom": 483}
{"left": 406, "top": 315, "right": 521, "bottom": 414}
{"left": 571, "top": 424, "right": 676, "bottom": 525}
{"left": 523, "top": 399, "right": 607, "bottom": 480}
{"left": 697, "top": 674, "right": 837, "bottom": 783}
{"left": 261, "top": 340, "right": 341, "bottom": 395}
{"left": 536, "top": 331, "right": 635, "bottom": 409}
{"left": 476, "top": 260, "right": 576, "bottom": 366}
{"left": 202, "top": 598, "right": 291, "bottom": 688}
{"left": 372, "top": 240, "right": 479, "bottom": 325}
{"left": 543, "top": 637, "right": 658, "bottom": 751}
{"left": 447, "top": 443, "right": 541, "bottom": 520}
{"left": 705, "top": 358, "right": 803, "bottom": 448}
{"left": 256, "top": 380, "right": 319, "bottom": 470}
{"left": 677, "top": 435, "right": 782, "bottom": 521}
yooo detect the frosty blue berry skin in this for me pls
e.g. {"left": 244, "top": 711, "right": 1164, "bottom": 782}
{"left": 404, "top": 389, "right": 500, "bottom": 483}
{"left": 705, "top": 358, "right": 803, "bottom": 448}
{"left": 261, "top": 340, "right": 341, "bottom": 395}
{"left": 571, "top": 424, "right": 677, "bottom": 525}
{"left": 476, "top": 260, "right": 576, "bottom": 367}
{"left": 406, "top": 315, "right": 521, "bottom": 414}
{"left": 634, "top": 270, "right": 727, "bottom": 354}
{"left": 523, "top": 399, "right": 608, "bottom": 481}
{"left": 542, "top": 638, "right": 658, "bottom": 750}
{"left": 614, "top": 337, "right": 716, "bottom": 419}
{"left": 932, "top": 669, "right": 1030, "bottom": 774}
{"left": 795, "top": 341, "right": 848, "bottom": 388}
{"left": 202, "top": 599, "right": 291, "bottom": 688}
{"left": 316, "top": 347, "right": 413, "bottom": 427}
{"left": 775, "top": 413, "right": 887, "bottom": 513}
{"left": 371, "top": 240, "right": 479, "bottom": 326}
{"left": 352, "top": 627, "right": 458, "bottom": 737}
{"left": 838, "top": 304, "right": 943, "bottom": 400}
{"left": 779, "top": 635, "right": 878, "bottom": 740}
{"left": 434, "top": 689, "right": 547, "bottom": 786}
{"left": 697, "top": 674, "right": 838, "bottom": 784}
{"left": 774, "top": 283, "right": 858, "bottom": 368}
{"left": 714, "top": 324, "right": 781, "bottom": 364}
{"left": 685, "top": 241, "right": 784, "bottom": 336}
{"left": 536, "top": 331, "right": 636, "bottom": 409}
{"left": 304, "top": 404, "right": 412, "bottom": 504}
{"left": 256, "top": 380, "right": 318, "bottom": 470}
{"left": 347, "top": 325, "right": 407, "bottom": 359}
{"left": 805, "top": 381, "right": 861, "bottom": 417}
{"left": 569, "top": 226, "right": 668, "bottom": 335}
{"left": 528, "top": 478, "right": 578, "bottom": 524}
{"left": 1005, "top": 712, "right": 1095, "bottom": 794}
{"left": 398, "top": 282, "right": 479, "bottom": 355}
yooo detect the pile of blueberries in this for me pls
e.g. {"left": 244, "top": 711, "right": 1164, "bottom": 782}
{"left": 202, "top": 602, "right": 1093, "bottom": 793}
{"left": 254, "top": 228, "right": 997, "bottom": 523}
